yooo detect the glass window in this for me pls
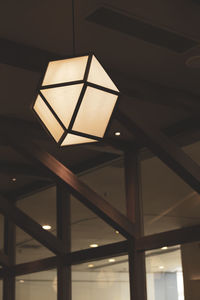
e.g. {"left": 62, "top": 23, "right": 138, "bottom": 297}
{"left": 16, "top": 270, "right": 57, "bottom": 300}
{"left": 17, "top": 186, "right": 57, "bottom": 237}
{"left": 79, "top": 157, "right": 126, "bottom": 215}
{"left": 141, "top": 152, "right": 199, "bottom": 235}
{"left": 71, "top": 197, "right": 125, "bottom": 252}
{"left": 72, "top": 255, "right": 129, "bottom": 300}
{"left": 146, "top": 245, "right": 184, "bottom": 300}
{"left": 16, "top": 226, "right": 54, "bottom": 264}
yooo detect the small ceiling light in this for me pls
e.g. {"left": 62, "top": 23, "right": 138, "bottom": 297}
{"left": 89, "top": 243, "right": 99, "bottom": 248}
{"left": 12, "top": 178, "right": 17, "bottom": 182}
{"left": 19, "top": 280, "right": 24, "bottom": 283}
{"left": 108, "top": 258, "right": 116, "bottom": 263}
{"left": 115, "top": 230, "right": 119, "bottom": 234}
{"left": 115, "top": 131, "right": 121, "bottom": 136}
{"left": 159, "top": 266, "right": 164, "bottom": 270}
{"left": 33, "top": 54, "right": 119, "bottom": 146}
{"left": 88, "top": 264, "right": 94, "bottom": 268}
{"left": 161, "top": 246, "right": 168, "bottom": 250}
{"left": 42, "top": 225, "right": 52, "bottom": 230}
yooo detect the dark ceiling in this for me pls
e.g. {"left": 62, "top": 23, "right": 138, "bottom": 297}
{"left": 0, "top": 0, "right": 200, "bottom": 196}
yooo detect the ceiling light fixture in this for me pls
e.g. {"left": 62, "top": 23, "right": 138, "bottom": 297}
{"left": 33, "top": 0, "right": 119, "bottom": 146}
{"left": 159, "top": 266, "right": 164, "bottom": 270}
{"left": 115, "top": 132, "right": 121, "bottom": 136}
{"left": 19, "top": 280, "right": 24, "bottom": 283}
{"left": 89, "top": 243, "right": 99, "bottom": 248}
{"left": 161, "top": 246, "right": 168, "bottom": 250}
{"left": 42, "top": 225, "right": 52, "bottom": 230}
{"left": 88, "top": 264, "right": 94, "bottom": 268}
{"left": 12, "top": 177, "right": 16, "bottom": 182}
{"left": 115, "top": 230, "right": 119, "bottom": 234}
{"left": 108, "top": 258, "right": 116, "bottom": 263}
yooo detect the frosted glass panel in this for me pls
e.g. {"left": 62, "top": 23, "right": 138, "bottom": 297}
{"left": 16, "top": 270, "right": 57, "bottom": 300}
{"left": 146, "top": 246, "right": 184, "bottom": 300}
{"left": 42, "top": 84, "right": 83, "bottom": 128}
{"left": 61, "top": 134, "right": 96, "bottom": 146}
{"left": 42, "top": 56, "right": 88, "bottom": 86}
{"left": 88, "top": 56, "right": 119, "bottom": 92}
{"left": 72, "top": 255, "right": 129, "bottom": 300}
{"left": 73, "top": 87, "right": 118, "bottom": 137}
{"left": 33, "top": 95, "right": 64, "bottom": 142}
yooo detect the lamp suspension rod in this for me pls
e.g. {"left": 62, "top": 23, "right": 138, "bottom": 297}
{"left": 72, "top": 0, "right": 76, "bottom": 56}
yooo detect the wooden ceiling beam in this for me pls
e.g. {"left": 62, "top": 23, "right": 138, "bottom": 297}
{"left": 136, "top": 224, "right": 200, "bottom": 251}
{"left": 2, "top": 132, "right": 135, "bottom": 239}
{"left": 0, "top": 38, "right": 61, "bottom": 72}
{"left": 116, "top": 106, "right": 200, "bottom": 194}
{"left": 0, "top": 195, "right": 66, "bottom": 255}
{"left": 0, "top": 241, "right": 128, "bottom": 277}
{"left": 0, "top": 162, "right": 52, "bottom": 179}
{"left": 0, "top": 38, "right": 199, "bottom": 116}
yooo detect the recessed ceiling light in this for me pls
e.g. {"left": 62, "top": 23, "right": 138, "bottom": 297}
{"left": 115, "top": 230, "right": 119, "bottom": 234}
{"left": 19, "top": 280, "right": 24, "bottom": 283}
{"left": 108, "top": 258, "right": 116, "bottom": 263}
{"left": 42, "top": 225, "right": 52, "bottom": 230}
{"left": 161, "top": 246, "right": 168, "bottom": 250}
{"left": 12, "top": 178, "right": 17, "bottom": 182}
{"left": 89, "top": 243, "right": 99, "bottom": 248}
{"left": 115, "top": 131, "right": 121, "bottom": 136}
{"left": 159, "top": 266, "right": 164, "bottom": 270}
{"left": 88, "top": 264, "right": 94, "bottom": 268}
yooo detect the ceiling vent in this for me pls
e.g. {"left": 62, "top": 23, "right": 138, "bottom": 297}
{"left": 86, "top": 7, "right": 199, "bottom": 53}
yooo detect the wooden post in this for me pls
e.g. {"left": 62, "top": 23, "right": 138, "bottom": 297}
{"left": 56, "top": 183, "right": 71, "bottom": 300}
{"left": 3, "top": 216, "right": 16, "bottom": 300}
{"left": 124, "top": 150, "right": 147, "bottom": 300}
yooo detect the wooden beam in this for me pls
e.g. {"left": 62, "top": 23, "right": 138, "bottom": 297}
{"left": 4, "top": 137, "right": 135, "bottom": 239}
{"left": 3, "top": 217, "right": 16, "bottom": 300}
{"left": 1, "top": 241, "right": 128, "bottom": 278}
{"left": 67, "top": 240, "right": 128, "bottom": 265}
{"left": 136, "top": 224, "right": 200, "bottom": 251}
{"left": 0, "top": 195, "right": 66, "bottom": 255}
{"left": 0, "top": 38, "right": 200, "bottom": 117}
{"left": 0, "top": 38, "right": 61, "bottom": 72}
{"left": 0, "top": 162, "right": 52, "bottom": 179}
{"left": 116, "top": 107, "right": 200, "bottom": 194}
{"left": 124, "top": 151, "right": 147, "bottom": 300}
{"left": 57, "top": 183, "right": 71, "bottom": 300}
{"left": 112, "top": 71, "right": 200, "bottom": 116}
{"left": 0, "top": 251, "right": 10, "bottom": 267}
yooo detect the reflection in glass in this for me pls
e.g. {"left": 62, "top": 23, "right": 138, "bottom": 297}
{"left": 72, "top": 255, "right": 129, "bottom": 300}
{"left": 146, "top": 246, "right": 184, "bottom": 300}
{"left": 16, "top": 270, "right": 57, "bottom": 300}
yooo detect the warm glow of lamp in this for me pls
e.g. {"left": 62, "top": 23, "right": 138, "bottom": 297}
{"left": 33, "top": 54, "right": 119, "bottom": 146}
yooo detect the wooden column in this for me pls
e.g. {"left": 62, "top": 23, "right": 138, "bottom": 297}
{"left": 3, "top": 216, "right": 16, "bottom": 300}
{"left": 124, "top": 151, "right": 147, "bottom": 300}
{"left": 56, "top": 183, "right": 71, "bottom": 300}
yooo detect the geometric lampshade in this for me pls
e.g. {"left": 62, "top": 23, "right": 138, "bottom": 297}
{"left": 33, "top": 54, "right": 119, "bottom": 146}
